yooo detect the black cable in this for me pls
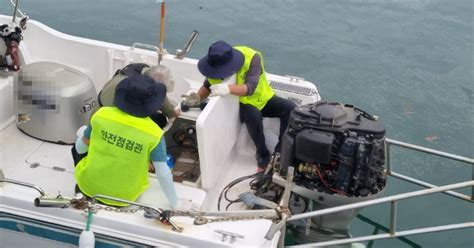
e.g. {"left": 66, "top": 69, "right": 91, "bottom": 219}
{"left": 219, "top": 174, "right": 258, "bottom": 210}
{"left": 225, "top": 202, "right": 234, "bottom": 211}
{"left": 217, "top": 172, "right": 263, "bottom": 211}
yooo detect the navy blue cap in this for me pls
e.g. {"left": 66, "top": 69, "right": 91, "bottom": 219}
{"left": 114, "top": 75, "right": 166, "bottom": 118}
{"left": 198, "top": 40, "right": 244, "bottom": 79}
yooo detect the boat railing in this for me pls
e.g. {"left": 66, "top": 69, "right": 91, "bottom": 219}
{"left": 7, "top": 0, "right": 28, "bottom": 30}
{"left": 385, "top": 138, "right": 473, "bottom": 202}
{"left": 9, "top": 0, "right": 25, "bottom": 20}
{"left": 285, "top": 138, "right": 474, "bottom": 247}
{"left": 175, "top": 30, "right": 199, "bottom": 59}
{"left": 131, "top": 43, "right": 159, "bottom": 52}
{"left": 0, "top": 170, "right": 46, "bottom": 196}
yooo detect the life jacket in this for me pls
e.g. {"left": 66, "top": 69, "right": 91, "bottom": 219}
{"left": 75, "top": 107, "right": 163, "bottom": 206}
{"left": 208, "top": 46, "right": 274, "bottom": 110}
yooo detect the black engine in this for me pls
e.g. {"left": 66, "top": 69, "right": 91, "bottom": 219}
{"left": 279, "top": 101, "right": 386, "bottom": 197}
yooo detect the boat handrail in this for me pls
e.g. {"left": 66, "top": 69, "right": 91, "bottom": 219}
{"left": 385, "top": 138, "right": 474, "bottom": 202}
{"left": 385, "top": 138, "right": 474, "bottom": 166}
{"left": 9, "top": 0, "right": 26, "bottom": 20}
{"left": 175, "top": 30, "right": 199, "bottom": 59}
{"left": 283, "top": 138, "right": 474, "bottom": 247}
{"left": 0, "top": 177, "right": 46, "bottom": 196}
{"left": 288, "top": 222, "right": 473, "bottom": 247}
{"left": 288, "top": 181, "right": 473, "bottom": 222}
{"left": 131, "top": 42, "right": 159, "bottom": 52}
{"left": 287, "top": 181, "right": 473, "bottom": 247}
{"left": 6, "top": 0, "right": 28, "bottom": 30}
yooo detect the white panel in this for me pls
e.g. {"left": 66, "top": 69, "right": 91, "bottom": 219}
{"left": 196, "top": 83, "right": 240, "bottom": 189}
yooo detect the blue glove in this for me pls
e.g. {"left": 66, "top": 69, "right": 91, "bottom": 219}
{"left": 153, "top": 161, "right": 178, "bottom": 208}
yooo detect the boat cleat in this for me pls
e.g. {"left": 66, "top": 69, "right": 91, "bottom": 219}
{"left": 214, "top": 229, "right": 245, "bottom": 244}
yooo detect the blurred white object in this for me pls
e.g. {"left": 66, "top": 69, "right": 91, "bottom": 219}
{"left": 79, "top": 230, "right": 95, "bottom": 248}
{"left": 146, "top": 65, "right": 176, "bottom": 92}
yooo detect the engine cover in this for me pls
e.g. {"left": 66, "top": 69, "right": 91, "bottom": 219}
{"left": 15, "top": 62, "right": 98, "bottom": 144}
{"left": 280, "top": 101, "right": 386, "bottom": 197}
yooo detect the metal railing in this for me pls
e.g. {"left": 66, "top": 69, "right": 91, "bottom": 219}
{"left": 131, "top": 43, "right": 159, "bottom": 52}
{"left": 9, "top": 0, "right": 25, "bottom": 21}
{"left": 385, "top": 138, "right": 474, "bottom": 202}
{"left": 285, "top": 138, "right": 474, "bottom": 247}
{"left": 0, "top": 169, "right": 46, "bottom": 196}
{"left": 175, "top": 30, "right": 199, "bottom": 59}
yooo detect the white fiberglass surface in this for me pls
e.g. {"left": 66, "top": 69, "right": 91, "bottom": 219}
{"left": 0, "top": 75, "right": 14, "bottom": 131}
{"left": 1, "top": 122, "right": 206, "bottom": 210}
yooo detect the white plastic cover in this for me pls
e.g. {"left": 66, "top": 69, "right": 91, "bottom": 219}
{"left": 195, "top": 77, "right": 241, "bottom": 189}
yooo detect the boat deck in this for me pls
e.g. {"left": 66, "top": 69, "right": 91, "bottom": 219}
{"left": 0, "top": 119, "right": 279, "bottom": 246}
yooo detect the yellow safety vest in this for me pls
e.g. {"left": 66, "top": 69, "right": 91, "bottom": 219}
{"left": 208, "top": 46, "right": 274, "bottom": 110}
{"left": 75, "top": 107, "right": 163, "bottom": 206}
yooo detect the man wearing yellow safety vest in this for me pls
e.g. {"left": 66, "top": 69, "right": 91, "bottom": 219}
{"left": 194, "top": 41, "right": 296, "bottom": 171}
{"left": 74, "top": 75, "right": 193, "bottom": 210}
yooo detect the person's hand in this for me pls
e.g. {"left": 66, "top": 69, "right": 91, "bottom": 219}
{"left": 174, "top": 197, "right": 200, "bottom": 212}
{"left": 148, "top": 162, "right": 155, "bottom": 173}
{"left": 181, "top": 91, "right": 201, "bottom": 106}
{"left": 209, "top": 84, "right": 230, "bottom": 97}
{"left": 174, "top": 105, "right": 181, "bottom": 117}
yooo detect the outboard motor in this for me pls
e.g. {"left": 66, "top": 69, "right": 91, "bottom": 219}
{"left": 278, "top": 101, "right": 387, "bottom": 244}
{"left": 15, "top": 62, "right": 98, "bottom": 144}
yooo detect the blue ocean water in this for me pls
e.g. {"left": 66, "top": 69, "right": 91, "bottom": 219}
{"left": 1, "top": 0, "right": 472, "bottom": 247}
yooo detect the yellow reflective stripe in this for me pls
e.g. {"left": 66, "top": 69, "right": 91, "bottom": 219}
{"left": 234, "top": 46, "right": 274, "bottom": 110}
{"left": 75, "top": 107, "right": 162, "bottom": 206}
{"left": 208, "top": 78, "right": 223, "bottom": 85}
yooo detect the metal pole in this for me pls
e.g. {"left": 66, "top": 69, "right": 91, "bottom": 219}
{"left": 390, "top": 201, "right": 397, "bottom": 235}
{"left": 131, "top": 43, "right": 159, "bottom": 51}
{"left": 390, "top": 171, "right": 472, "bottom": 202}
{"left": 190, "top": 209, "right": 278, "bottom": 218}
{"left": 12, "top": 0, "right": 19, "bottom": 22}
{"left": 288, "top": 181, "right": 473, "bottom": 222}
{"left": 158, "top": 0, "right": 165, "bottom": 65}
{"left": 0, "top": 178, "right": 46, "bottom": 196}
{"left": 280, "top": 166, "right": 294, "bottom": 207}
{"left": 385, "top": 140, "right": 392, "bottom": 175}
{"left": 278, "top": 166, "right": 294, "bottom": 248}
{"left": 176, "top": 30, "right": 199, "bottom": 59}
{"left": 386, "top": 138, "right": 474, "bottom": 165}
{"left": 287, "top": 223, "right": 474, "bottom": 247}
{"left": 264, "top": 167, "right": 295, "bottom": 243}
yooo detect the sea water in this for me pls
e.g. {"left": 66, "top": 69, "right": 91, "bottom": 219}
{"left": 0, "top": 0, "right": 472, "bottom": 247}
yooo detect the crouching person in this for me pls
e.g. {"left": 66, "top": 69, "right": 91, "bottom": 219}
{"left": 98, "top": 63, "right": 180, "bottom": 129}
{"left": 74, "top": 75, "right": 183, "bottom": 209}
